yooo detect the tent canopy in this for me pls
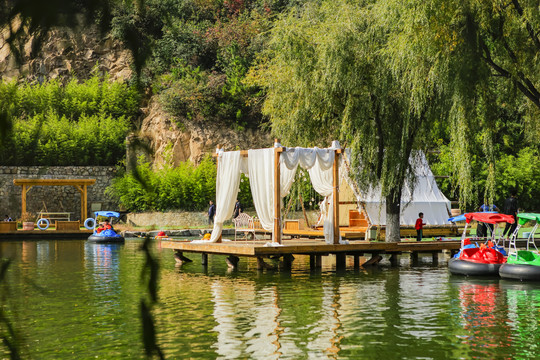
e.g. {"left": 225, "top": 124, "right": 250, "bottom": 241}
{"left": 342, "top": 151, "right": 452, "bottom": 226}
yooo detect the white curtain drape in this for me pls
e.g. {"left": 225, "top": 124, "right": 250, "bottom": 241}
{"left": 280, "top": 145, "right": 343, "bottom": 244}
{"left": 210, "top": 151, "right": 245, "bottom": 242}
{"left": 208, "top": 143, "right": 343, "bottom": 244}
{"left": 248, "top": 149, "right": 275, "bottom": 232}
{"left": 248, "top": 148, "right": 300, "bottom": 233}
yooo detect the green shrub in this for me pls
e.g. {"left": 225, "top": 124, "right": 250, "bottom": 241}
{"left": 107, "top": 155, "right": 253, "bottom": 212}
{"left": 0, "top": 75, "right": 140, "bottom": 166}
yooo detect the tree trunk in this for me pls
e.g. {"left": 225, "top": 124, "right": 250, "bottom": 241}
{"left": 385, "top": 189, "right": 401, "bottom": 243}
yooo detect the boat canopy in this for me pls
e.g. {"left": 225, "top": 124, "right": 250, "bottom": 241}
{"left": 448, "top": 211, "right": 497, "bottom": 223}
{"left": 94, "top": 211, "right": 121, "bottom": 218}
{"left": 464, "top": 212, "right": 515, "bottom": 224}
{"left": 517, "top": 213, "right": 540, "bottom": 226}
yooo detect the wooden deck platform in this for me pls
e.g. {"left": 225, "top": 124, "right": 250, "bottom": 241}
{"left": 253, "top": 226, "right": 460, "bottom": 241}
{"left": 161, "top": 237, "right": 533, "bottom": 270}
{"left": 0, "top": 229, "right": 93, "bottom": 240}
{"left": 160, "top": 238, "right": 462, "bottom": 257}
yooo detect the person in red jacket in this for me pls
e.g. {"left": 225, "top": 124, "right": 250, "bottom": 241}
{"left": 96, "top": 219, "right": 113, "bottom": 234}
{"left": 415, "top": 212, "right": 426, "bottom": 242}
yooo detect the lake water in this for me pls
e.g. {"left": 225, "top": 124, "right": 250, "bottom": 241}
{"left": 1, "top": 239, "right": 540, "bottom": 359}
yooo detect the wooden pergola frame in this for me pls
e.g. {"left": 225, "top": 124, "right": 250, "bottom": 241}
{"left": 216, "top": 140, "right": 342, "bottom": 245}
{"left": 13, "top": 179, "right": 96, "bottom": 221}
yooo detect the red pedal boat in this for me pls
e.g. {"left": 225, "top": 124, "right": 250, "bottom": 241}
{"left": 448, "top": 212, "right": 514, "bottom": 276}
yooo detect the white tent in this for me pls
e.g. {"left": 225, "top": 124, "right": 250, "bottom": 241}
{"left": 341, "top": 151, "right": 452, "bottom": 227}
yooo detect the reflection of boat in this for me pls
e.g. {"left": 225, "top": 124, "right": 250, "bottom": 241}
{"left": 500, "top": 213, "right": 540, "bottom": 281}
{"left": 448, "top": 213, "right": 514, "bottom": 277}
{"left": 454, "top": 278, "right": 511, "bottom": 351}
{"left": 87, "top": 211, "right": 125, "bottom": 243}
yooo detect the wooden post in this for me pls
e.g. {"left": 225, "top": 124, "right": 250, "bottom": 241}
{"left": 310, "top": 255, "right": 316, "bottom": 270}
{"left": 410, "top": 252, "right": 419, "bottom": 265}
{"left": 21, "top": 184, "right": 27, "bottom": 215}
{"left": 333, "top": 148, "right": 341, "bottom": 245}
{"left": 389, "top": 253, "right": 399, "bottom": 267}
{"left": 336, "top": 253, "right": 346, "bottom": 270}
{"left": 353, "top": 254, "right": 360, "bottom": 269}
{"left": 315, "top": 255, "right": 322, "bottom": 268}
{"left": 274, "top": 139, "right": 282, "bottom": 244}
{"left": 215, "top": 145, "right": 222, "bottom": 243}
{"left": 432, "top": 252, "right": 438, "bottom": 265}
{"left": 202, "top": 253, "right": 208, "bottom": 266}
{"left": 283, "top": 254, "right": 294, "bottom": 270}
{"left": 82, "top": 184, "right": 88, "bottom": 221}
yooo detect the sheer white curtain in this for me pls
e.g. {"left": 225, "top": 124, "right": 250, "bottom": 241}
{"left": 209, "top": 144, "right": 343, "bottom": 244}
{"left": 280, "top": 145, "right": 344, "bottom": 244}
{"left": 210, "top": 151, "right": 245, "bottom": 242}
{"left": 248, "top": 148, "right": 299, "bottom": 233}
{"left": 248, "top": 149, "right": 275, "bottom": 231}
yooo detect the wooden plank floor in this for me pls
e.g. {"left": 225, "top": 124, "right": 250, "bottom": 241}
{"left": 254, "top": 226, "right": 460, "bottom": 240}
{"left": 160, "top": 238, "right": 463, "bottom": 257}
{"left": 0, "top": 229, "right": 93, "bottom": 240}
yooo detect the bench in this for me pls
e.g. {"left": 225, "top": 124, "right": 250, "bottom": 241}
{"left": 55, "top": 221, "right": 80, "bottom": 231}
{"left": 38, "top": 212, "right": 71, "bottom": 222}
{"left": 0, "top": 221, "right": 17, "bottom": 232}
{"left": 232, "top": 213, "right": 257, "bottom": 241}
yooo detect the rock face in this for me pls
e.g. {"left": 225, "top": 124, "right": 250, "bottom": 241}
{"left": 1, "top": 24, "right": 272, "bottom": 166}
{"left": 135, "top": 97, "right": 273, "bottom": 166}
{"left": 0, "top": 24, "right": 132, "bottom": 82}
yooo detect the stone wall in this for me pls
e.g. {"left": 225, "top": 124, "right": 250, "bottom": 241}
{"left": 0, "top": 166, "right": 117, "bottom": 221}
{"left": 126, "top": 211, "right": 210, "bottom": 228}
{"left": 126, "top": 210, "right": 320, "bottom": 229}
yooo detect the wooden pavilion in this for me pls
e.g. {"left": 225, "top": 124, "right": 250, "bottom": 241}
{"left": 213, "top": 140, "right": 343, "bottom": 245}
{"left": 13, "top": 179, "right": 96, "bottom": 221}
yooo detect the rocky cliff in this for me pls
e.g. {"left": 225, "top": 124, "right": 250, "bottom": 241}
{"left": 136, "top": 98, "right": 273, "bottom": 165}
{"left": 0, "top": 25, "right": 132, "bottom": 82}
{"left": 1, "top": 25, "right": 272, "bottom": 166}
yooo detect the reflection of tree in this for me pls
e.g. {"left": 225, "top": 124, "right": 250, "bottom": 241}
{"left": 381, "top": 269, "right": 402, "bottom": 355}
{"left": 504, "top": 283, "right": 540, "bottom": 358}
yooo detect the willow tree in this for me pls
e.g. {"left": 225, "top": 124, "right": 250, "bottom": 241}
{"left": 250, "top": 0, "right": 447, "bottom": 242}
{"left": 385, "top": 0, "right": 540, "bottom": 207}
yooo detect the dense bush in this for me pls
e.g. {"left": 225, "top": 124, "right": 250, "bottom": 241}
{"left": 107, "top": 155, "right": 253, "bottom": 212}
{"left": 431, "top": 146, "right": 540, "bottom": 212}
{"left": 117, "top": 0, "right": 287, "bottom": 129}
{"left": 0, "top": 75, "right": 140, "bottom": 165}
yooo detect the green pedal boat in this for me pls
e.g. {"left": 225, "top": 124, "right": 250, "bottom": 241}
{"left": 499, "top": 213, "right": 540, "bottom": 281}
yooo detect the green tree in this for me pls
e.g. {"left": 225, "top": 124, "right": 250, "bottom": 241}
{"left": 250, "top": 0, "right": 447, "bottom": 241}
{"left": 383, "top": 0, "right": 540, "bottom": 208}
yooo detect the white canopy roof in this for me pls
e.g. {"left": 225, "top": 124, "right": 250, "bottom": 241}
{"left": 342, "top": 151, "right": 452, "bottom": 226}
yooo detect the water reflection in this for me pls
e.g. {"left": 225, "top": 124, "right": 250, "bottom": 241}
{"left": 451, "top": 278, "right": 512, "bottom": 358}
{"left": 6, "top": 240, "right": 540, "bottom": 359}
{"left": 84, "top": 243, "right": 123, "bottom": 302}
{"left": 501, "top": 281, "right": 540, "bottom": 358}
{"left": 209, "top": 275, "right": 348, "bottom": 359}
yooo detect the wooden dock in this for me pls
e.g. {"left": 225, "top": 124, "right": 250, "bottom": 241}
{"left": 253, "top": 226, "right": 460, "bottom": 241}
{"left": 161, "top": 237, "right": 535, "bottom": 270}
{"left": 0, "top": 229, "right": 93, "bottom": 240}
{"left": 160, "top": 238, "right": 464, "bottom": 270}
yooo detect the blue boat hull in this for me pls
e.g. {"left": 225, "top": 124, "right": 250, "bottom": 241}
{"left": 88, "top": 234, "right": 125, "bottom": 243}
